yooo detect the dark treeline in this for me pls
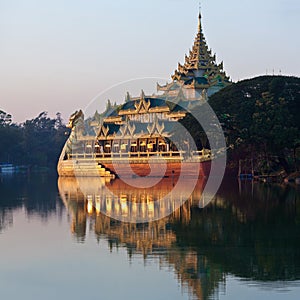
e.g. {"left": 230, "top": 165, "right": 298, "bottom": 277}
{"left": 0, "top": 111, "right": 68, "bottom": 170}
{"left": 182, "top": 75, "right": 300, "bottom": 175}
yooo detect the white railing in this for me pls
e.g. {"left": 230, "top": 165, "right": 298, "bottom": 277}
{"left": 67, "top": 149, "right": 211, "bottom": 161}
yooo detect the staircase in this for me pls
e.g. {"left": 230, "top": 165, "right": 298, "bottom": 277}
{"left": 58, "top": 159, "right": 115, "bottom": 178}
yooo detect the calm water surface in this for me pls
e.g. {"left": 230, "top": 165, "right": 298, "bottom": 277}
{"left": 0, "top": 174, "right": 300, "bottom": 300}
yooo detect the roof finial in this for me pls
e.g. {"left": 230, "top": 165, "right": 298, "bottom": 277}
{"left": 198, "top": 2, "right": 202, "bottom": 31}
{"left": 199, "top": 2, "right": 202, "bottom": 18}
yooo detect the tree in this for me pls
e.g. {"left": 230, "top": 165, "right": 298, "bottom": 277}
{"left": 207, "top": 75, "right": 300, "bottom": 173}
{"left": 0, "top": 110, "right": 12, "bottom": 127}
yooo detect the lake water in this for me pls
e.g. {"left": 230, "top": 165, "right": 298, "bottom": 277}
{"left": 0, "top": 174, "right": 300, "bottom": 300}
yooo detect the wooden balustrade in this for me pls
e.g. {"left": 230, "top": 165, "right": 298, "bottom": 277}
{"left": 67, "top": 150, "right": 211, "bottom": 161}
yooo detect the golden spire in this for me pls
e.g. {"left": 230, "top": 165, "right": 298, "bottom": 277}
{"left": 170, "top": 10, "right": 230, "bottom": 87}
{"left": 198, "top": 2, "right": 202, "bottom": 32}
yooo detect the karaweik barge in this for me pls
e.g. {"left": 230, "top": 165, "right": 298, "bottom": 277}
{"left": 57, "top": 13, "right": 230, "bottom": 178}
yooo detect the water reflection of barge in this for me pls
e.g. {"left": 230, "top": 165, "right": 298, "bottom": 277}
{"left": 58, "top": 176, "right": 207, "bottom": 223}
{"left": 58, "top": 176, "right": 216, "bottom": 299}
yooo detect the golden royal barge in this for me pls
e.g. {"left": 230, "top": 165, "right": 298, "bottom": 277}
{"left": 57, "top": 13, "right": 230, "bottom": 178}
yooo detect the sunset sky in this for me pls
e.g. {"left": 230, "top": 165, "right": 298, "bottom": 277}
{"left": 0, "top": 0, "right": 299, "bottom": 123}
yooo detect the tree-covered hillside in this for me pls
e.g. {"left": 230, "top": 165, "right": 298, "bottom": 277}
{"left": 184, "top": 75, "right": 300, "bottom": 175}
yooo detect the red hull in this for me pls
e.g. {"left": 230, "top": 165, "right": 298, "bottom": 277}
{"left": 101, "top": 160, "right": 211, "bottom": 178}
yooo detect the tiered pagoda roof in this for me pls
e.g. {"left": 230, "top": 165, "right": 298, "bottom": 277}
{"left": 158, "top": 13, "right": 231, "bottom": 100}
{"left": 95, "top": 90, "right": 188, "bottom": 141}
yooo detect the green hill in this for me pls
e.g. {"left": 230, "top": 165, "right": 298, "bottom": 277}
{"left": 207, "top": 75, "right": 300, "bottom": 175}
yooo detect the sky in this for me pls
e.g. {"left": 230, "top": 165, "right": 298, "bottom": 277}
{"left": 0, "top": 0, "right": 299, "bottom": 123}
